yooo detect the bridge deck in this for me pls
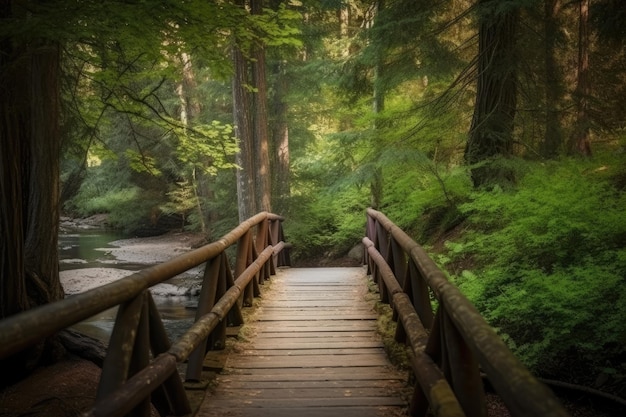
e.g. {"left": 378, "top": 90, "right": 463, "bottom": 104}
{"left": 195, "top": 267, "right": 409, "bottom": 417}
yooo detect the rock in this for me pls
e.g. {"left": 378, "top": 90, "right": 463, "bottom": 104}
{"left": 348, "top": 243, "right": 364, "bottom": 261}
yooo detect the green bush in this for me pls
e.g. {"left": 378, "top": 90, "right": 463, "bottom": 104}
{"left": 449, "top": 156, "right": 626, "bottom": 382}
{"left": 286, "top": 186, "right": 368, "bottom": 262}
{"left": 67, "top": 161, "right": 162, "bottom": 232}
{"left": 382, "top": 158, "right": 471, "bottom": 241}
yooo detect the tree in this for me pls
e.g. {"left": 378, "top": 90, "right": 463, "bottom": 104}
{"left": 465, "top": 0, "right": 520, "bottom": 187}
{"left": 0, "top": 3, "right": 65, "bottom": 384}
{"left": 232, "top": 16, "right": 258, "bottom": 223}
{"left": 542, "top": 0, "right": 564, "bottom": 157}
{"left": 569, "top": 0, "right": 592, "bottom": 156}
{"left": 251, "top": 0, "right": 273, "bottom": 213}
{"left": 269, "top": 58, "right": 291, "bottom": 215}
{"left": 0, "top": 0, "right": 249, "bottom": 384}
{"left": 232, "top": 0, "right": 301, "bottom": 221}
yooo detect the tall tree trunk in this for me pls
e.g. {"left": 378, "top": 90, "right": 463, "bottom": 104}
{"left": 465, "top": 0, "right": 519, "bottom": 187}
{"left": 370, "top": 0, "right": 384, "bottom": 210}
{"left": 269, "top": 0, "right": 292, "bottom": 216}
{"left": 1, "top": 8, "right": 65, "bottom": 384}
{"left": 270, "top": 60, "right": 291, "bottom": 215}
{"left": 232, "top": 34, "right": 257, "bottom": 222}
{"left": 251, "top": 0, "right": 272, "bottom": 213}
{"left": 542, "top": 0, "right": 563, "bottom": 157}
{"left": 176, "top": 51, "right": 212, "bottom": 235}
{"left": 570, "top": 0, "right": 592, "bottom": 156}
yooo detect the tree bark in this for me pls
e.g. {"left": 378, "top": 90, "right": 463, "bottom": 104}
{"left": 232, "top": 32, "right": 257, "bottom": 222}
{"left": 1, "top": 3, "right": 65, "bottom": 384}
{"left": 176, "top": 51, "right": 212, "bottom": 235}
{"left": 542, "top": 0, "right": 564, "bottom": 158}
{"left": 465, "top": 0, "right": 519, "bottom": 187}
{"left": 569, "top": 0, "right": 592, "bottom": 156}
{"left": 370, "top": 0, "right": 384, "bottom": 210}
{"left": 251, "top": 0, "right": 272, "bottom": 213}
{"left": 270, "top": 60, "right": 291, "bottom": 215}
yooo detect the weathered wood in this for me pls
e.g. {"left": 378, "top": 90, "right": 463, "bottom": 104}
{"left": 233, "top": 354, "right": 391, "bottom": 368}
{"left": 207, "top": 397, "right": 406, "bottom": 407}
{"left": 196, "top": 267, "right": 408, "bottom": 416}
{"left": 219, "top": 367, "right": 402, "bottom": 380}
{"left": 200, "top": 406, "right": 405, "bottom": 417}
{"left": 240, "top": 348, "right": 384, "bottom": 356}
{"left": 255, "top": 331, "right": 375, "bottom": 338}
{"left": 255, "top": 322, "right": 376, "bottom": 332}
{"left": 251, "top": 340, "right": 385, "bottom": 349}
{"left": 217, "top": 379, "right": 406, "bottom": 389}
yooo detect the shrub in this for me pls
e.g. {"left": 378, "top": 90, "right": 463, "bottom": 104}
{"left": 449, "top": 156, "right": 626, "bottom": 383}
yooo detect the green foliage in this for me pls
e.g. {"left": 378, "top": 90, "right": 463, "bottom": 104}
{"left": 286, "top": 185, "right": 369, "bottom": 261}
{"left": 448, "top": 156, "right": 626, "bottom": 380}
{"left": 160, "top": 180, "right": 197, "bottom": 231}
{"left": 382, "top": 156, "right": 471, "bottom": 240}
{"left": 65, "top": 158, "right": 159, "bottom": 232}
{"left": 174, "top": 121, "right": 238, "bottom": 176}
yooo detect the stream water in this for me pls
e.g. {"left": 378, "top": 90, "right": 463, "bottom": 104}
{"left": 58, "top": 230, "right": 199, "bottom": 343}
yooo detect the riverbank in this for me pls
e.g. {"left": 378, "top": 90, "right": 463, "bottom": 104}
{"left": 59, "top": 217, "right": 207, "bottom": 295}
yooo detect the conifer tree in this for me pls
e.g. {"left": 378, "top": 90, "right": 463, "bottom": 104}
{"left": 465, "top": 0, "right": 520, "bottom": 187}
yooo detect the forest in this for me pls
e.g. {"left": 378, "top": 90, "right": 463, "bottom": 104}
{"left": 1, "top": 0, "right": 625, "bottom": 404}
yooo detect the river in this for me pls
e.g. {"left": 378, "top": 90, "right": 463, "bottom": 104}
{"left": 58, "top": 229, "right": 200, "bottom": 343}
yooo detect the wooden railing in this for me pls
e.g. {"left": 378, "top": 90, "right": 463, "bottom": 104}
{"left": 0, "top": 212, "right": 290, "bottom": 417}
{"left": 364, "top": 208, "right": 570, "bottom": 417}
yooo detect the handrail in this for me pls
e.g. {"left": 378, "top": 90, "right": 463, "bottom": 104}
{"left": 0, "top": 211, "right": 290, "bottom": 417}
{"left": 364, "top": 208, "right": 570, "bottom": 417}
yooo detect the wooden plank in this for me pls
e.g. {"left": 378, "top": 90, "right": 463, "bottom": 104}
{"left": 250, "top": 341, "right": 385, "bottom": 350}
{"left": 218, "top": 368, "right": 404, "bottom": 380}
{"left": 256, "top": 323, "right": 377, "bottom": 332}
{"left": 194, "top": 267, "right": 408, "bottom": 417}
{"left": 241, "top": 348, "right": 385, "bottom": 356}
{"left": 259, "top": 300, "right": 364, "bottom": 307}
{"left": 255, "top": 331, "right": 377, "bottom": 338}
{"left": 198, "top": 406, "right": 405, "bottom": 417}
{"left": 233, "top": 354, "right": 391, "bottom": 368}
{"left": 212, "top": 387, "right": 405, "bottom": 399}
{"left": 216, "top": 379, "right": 405, "bottom": 390}
{"left": 260, "top": 313, "right": 377, "bottom": 320}
{"left": 205, "top": 397, "right": 406, "bottom": 408}
{"left": 260, "top": 309, "right": 375, "bottom": 313}
{"left": 260, "top": 310, "right": 376, "bottom": 316}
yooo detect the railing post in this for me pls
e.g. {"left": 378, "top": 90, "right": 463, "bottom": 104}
{"left": 390, "top": 237, "right": 406, "bottom": 288}
{"left": 405, "top": 258, "right": 435, "bottom": 331}
{"left": 186, "top": 256, "right": 221, "bottom": 381}
{"left": 97, "top": 292, "right": 148, "bottom": 400}
{"left": 236, "top": 230, "right": 256, "bottom": 307}
{"left": 130, "top": 295, "right": 151, "bottom": 417}
{"left": 146, "top": 296, "right": 191, "bottom": 416}
{"left": 274, "top": 218, "right": 291, "bottom": 267}
{"left": 427, "top": 308, "right": 486, "bottom": 417}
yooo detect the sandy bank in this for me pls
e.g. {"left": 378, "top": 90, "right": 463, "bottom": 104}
{"left": 60, "top": 231, "right": 206, "bottom": 295}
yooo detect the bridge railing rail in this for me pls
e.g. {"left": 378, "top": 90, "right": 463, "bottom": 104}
{"left": 0, "top": 211, "right": 290, "bottom": 417}
{"left": 364, "top": 207, "right": 569, "bottom": 417}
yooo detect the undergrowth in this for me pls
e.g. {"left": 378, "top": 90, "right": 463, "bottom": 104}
{"left": 441, "top": 154, "right": 626, "bottom": 391}
{"left": 366, "top": 279, "right": 411, "bottom": 371}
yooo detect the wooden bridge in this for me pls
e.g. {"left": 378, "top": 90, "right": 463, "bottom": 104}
{"left": 0, "top": 210, "right": 570, "bottom": 417}
{"left": 196, "top": 267, "right": 407, "bottom": 417}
